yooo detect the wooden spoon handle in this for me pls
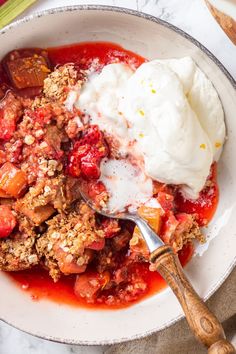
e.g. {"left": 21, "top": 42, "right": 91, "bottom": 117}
{"left": 150, "top": 245, "right": 236, "bottom": 354}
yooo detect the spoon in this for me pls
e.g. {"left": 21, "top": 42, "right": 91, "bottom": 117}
{"left": 80, "top": 188, "right": 235, "bottom": 354}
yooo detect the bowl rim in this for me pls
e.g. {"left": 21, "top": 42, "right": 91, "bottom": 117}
{"left": 0, "top": 4, "right": 236, "bottom": 346}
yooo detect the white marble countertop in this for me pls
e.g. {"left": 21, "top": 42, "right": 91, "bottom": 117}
{"left": 0, "top": 1, "right": 235, "bottom": 353}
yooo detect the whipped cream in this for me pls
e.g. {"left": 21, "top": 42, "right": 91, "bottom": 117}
{"left": 156, "top": 57, "right": 225, "bottom": 160}
{"left": 75, "top": 57, "right": 225, "bottom": 201}
{"left": 76, "top": 63, "right": 133, "bottom": 142}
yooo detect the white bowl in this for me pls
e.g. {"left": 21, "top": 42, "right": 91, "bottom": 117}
{"left": 0, "top": 5, "right": 235, "bottom": 345}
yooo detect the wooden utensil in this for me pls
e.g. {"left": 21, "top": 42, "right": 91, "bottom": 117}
{"left": 151, "top": 245, "right": 235, "bottom": 354}
{"left": 80, "top": 188, "right": 236, "bottom": 353}
{"left": 205, "top": 0, "right": 236, "bottom": 45}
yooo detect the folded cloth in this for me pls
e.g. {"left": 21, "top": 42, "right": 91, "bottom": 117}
{"left": 105, "top": 267, "right": 236, "bottom": 354}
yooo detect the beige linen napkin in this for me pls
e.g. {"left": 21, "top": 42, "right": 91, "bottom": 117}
{"left": 105, "top": 267, "right": 236, "bottom": 354}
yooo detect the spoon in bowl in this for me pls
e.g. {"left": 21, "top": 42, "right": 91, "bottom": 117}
{"left": 80, "top": 187, "right": 235, "bottom": 354}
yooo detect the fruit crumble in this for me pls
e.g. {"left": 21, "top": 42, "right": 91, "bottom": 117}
{"left": 0, "top": 42, "right": 224, "bottom": 308}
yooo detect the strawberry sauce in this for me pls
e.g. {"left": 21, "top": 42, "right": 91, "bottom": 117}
{"left": 9, "top": 243, "right": 193, "bottom": 310}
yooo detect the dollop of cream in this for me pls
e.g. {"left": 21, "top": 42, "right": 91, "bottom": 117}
{"left": 156, "top": 57, "right": 225, "bottom": 160}
{"left": 75, "top": 57, "right": 225, "bottom": 201}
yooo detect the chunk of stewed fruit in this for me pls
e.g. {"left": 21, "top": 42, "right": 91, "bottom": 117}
{"left": 5, "top": 50, "right": 51, "bottom": 90}
{"left": 0, "top": 92, "right": 23, "bottom": 141}
{"left": 130, "top": 206, "right": 161, "bottom": 257}
{"left": 74, "top": 271, "right": 110, "bottom": 302}
{"left": 0, "top": 162, "right": 28, "bottom": 198}
{"left": 0, "top": 205, "right": 17, "bottom": 238}
{"left": 68, "top": 125, "right": 108, "bottom": 179}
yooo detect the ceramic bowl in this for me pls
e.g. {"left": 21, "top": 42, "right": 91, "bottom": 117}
{"left": 0, "top": 5, "right": 235, "bottom": 345}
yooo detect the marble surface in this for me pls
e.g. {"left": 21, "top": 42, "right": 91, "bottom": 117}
{"left": 0, "top": 1, "right": 235, "bottom": 353}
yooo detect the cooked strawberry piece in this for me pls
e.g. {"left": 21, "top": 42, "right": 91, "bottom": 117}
{"left": 0, "top": 205, "right": 17, "bottom": 238}
{"left": 80, "top": 128, "right": 100, "bottom": 145}
{"left": 68, "top": 125, "right": 108, "bottom": 179}
{"left": 68, "top": 143, "right": 92, "bottom": 178}
{"left": 0, "top": 92, "right": 22, "bottom": 141}
{"left": 67, "top": 154, "right": 81, "bottom": 177}
{"left": 80, "top": 159, "right": 100, "bottom": 179}
{"left": 74, "top": 144, "right": 90, "bottom": 159}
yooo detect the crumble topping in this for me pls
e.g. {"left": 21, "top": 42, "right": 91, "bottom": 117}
{"left": 43, "top": 65, "right": 78, "bottom": 101}
{"left": 0, "top": 217, "right": 38, "bottom": 271}
{"left": 36, "top": 201, "right": 106, "bottom": 281}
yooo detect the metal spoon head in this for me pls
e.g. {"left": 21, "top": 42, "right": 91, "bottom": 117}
{"left": 79, "top": 186, "right": 134, "bottom": 221}
{"left": 79, "top": 185, "right": 165, "bottom": 253}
